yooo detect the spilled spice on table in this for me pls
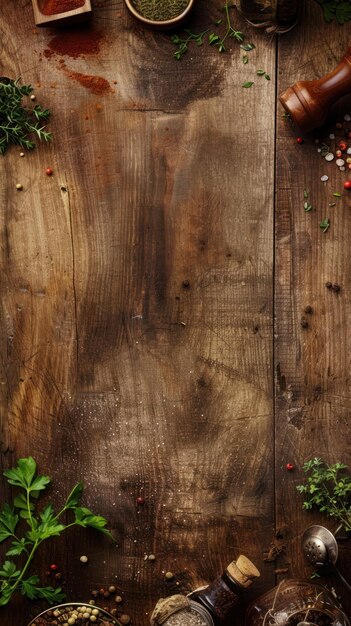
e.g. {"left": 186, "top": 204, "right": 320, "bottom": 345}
{"left": 60, "top": 62, "right": 112, "bottom": 94}
{"left": 40, "top": 0, "right": 84, "bottom": 15}
{"left": 44, "top": 26, "right": 103, "bottom": 59}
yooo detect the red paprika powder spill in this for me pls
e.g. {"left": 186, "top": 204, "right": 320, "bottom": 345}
{"left": 45, "top": 27, "right": 103, "bottom": 59}
{"left": 61, "top": 63, "right": 112, "bottom": 94}
{"left": 40, "top": 0, "right": 85, "bottom": 15}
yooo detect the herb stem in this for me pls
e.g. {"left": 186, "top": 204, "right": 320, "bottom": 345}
{"left": 9, "top": 539, "right": 39, "bottom": 596}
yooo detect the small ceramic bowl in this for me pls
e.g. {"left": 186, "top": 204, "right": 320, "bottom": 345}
{"left": 27, "top": 602, "right": 122, "bottom": 626}
{"left": 124, "top": 0, "right": 195, "bottom": 30}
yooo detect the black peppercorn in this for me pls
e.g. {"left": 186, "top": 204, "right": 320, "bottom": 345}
{"left": 300, "top": 317, "right": 309, "bottom": 329}
{"left": 325, "top": 282, "right": 333, "bottom": 289}
{"left": 304, "top": 305, "right": 313, "bottom": 314}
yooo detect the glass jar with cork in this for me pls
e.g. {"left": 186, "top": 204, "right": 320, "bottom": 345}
{"left": 151, "top": 555, "right": 260, "bottom": 626}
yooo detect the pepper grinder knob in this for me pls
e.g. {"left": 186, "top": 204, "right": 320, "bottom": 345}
{"left": 279, "top": 43, "right": 351, "bottom": 132}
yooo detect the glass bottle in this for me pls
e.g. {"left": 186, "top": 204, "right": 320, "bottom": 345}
{"left": 189, "top": 555, "right": 260, "bottom": 625}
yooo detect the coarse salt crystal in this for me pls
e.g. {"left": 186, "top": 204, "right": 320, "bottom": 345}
{"left": 336, "top": 159, "right": 345, "bottom": 167}
{"left": 317, "top": 148, "right": 321, "bottom": 153}
{"left": 329, "top": 133, "right": 335, "bottom": 139}
{"left": 347, "top": 148, "right": 351, "bottom": 155}
{"left": 325, "top": 153, "right": 334, "bottom": 161}
{"left": 340, "top": 166, "right": 346, "bottom": 171}
{"left": 344, "top": 114, "right": 351, "bottom": 122}
{"left": 321, "top": 175, "right": 329, "bottom": 182}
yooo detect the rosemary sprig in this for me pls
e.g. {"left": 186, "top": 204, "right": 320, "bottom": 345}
{"left": 0, "top": 78, "right": 52, "bottom": 154}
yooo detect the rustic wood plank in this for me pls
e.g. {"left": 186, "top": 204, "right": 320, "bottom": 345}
{"left": 0, "top": 0, "right": 276, "bottom": 624}
{"left": 275, "top": 1, "right": 351, "bottom": 612}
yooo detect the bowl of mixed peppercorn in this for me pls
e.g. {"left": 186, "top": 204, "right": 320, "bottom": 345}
{"left": 28, "top": 603, "right": 122, "bottom": 626}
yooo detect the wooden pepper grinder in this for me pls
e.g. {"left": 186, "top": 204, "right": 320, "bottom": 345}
{"left": 280, "top": 43, "right": 351, "bottom": 132}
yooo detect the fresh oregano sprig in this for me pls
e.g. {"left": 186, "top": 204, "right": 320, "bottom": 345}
{"left": 296, "top": 457, "right": 351, "bottom": 531}
{"left": 0, "top": 78, "right": 52, "bottom": 154}
{"left": 0, "top": 457, "right": 113, "bottom": 607}
{"left": 171, "top": 29, "right": 210, "bottom": 60}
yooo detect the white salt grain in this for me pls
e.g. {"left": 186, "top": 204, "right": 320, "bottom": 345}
{"left": 321, "top": 175, "right": 329, "bottom": 182}
{"left": 165, "top": 609, "right": 209, "bottom": 626}
{"left": 344, "top": 114, "right": 351, "bottom": 122}
{"left": 336, "top": 159, "right": 345, "bottom": 167}
{"left": 325, "top": 153, "right": 334, "bottom": 161}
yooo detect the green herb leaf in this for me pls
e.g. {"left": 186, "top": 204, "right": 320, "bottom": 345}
{"left": 74, "top": 507, "right": 113, "bottom": 538}
{"left": 209, "top": 33, "right": 220, "bottom": 44}
{"left": 320, "top": 218, "right": 330, "bottom": 232}
{"left": 64, "top": 482, "right": 84, "bottom": 509}
{"left": 303, "top": 190, "right": 308, "bottom": 198}
{"left": 242, "top": 54, "right": 248, "bottom": 64}
{"left": 240, "top": 43, "right": 255, "bottom": 51}
{"left": 264, "top": 73, "right": 270, "bottom": 80}
{"left": 256, "top": 69, "right": 265, "bottom": 75}
{"left": 0, "top": 504, "right": 19, "bottom": 542}
{"left": 0, "top": 561, "right": 21, "bottom": 579}
{"left": 332, "top": 192, "right": 341, "bottom": 197}
{"left": 6, "top": 538, "right": 29, "bottom": 557}
{"left": 214, "top": 18, "right": 222, "bottom": 25}
{"left": 37, "top": 586, "right": 65, "bottom": 604}
{"left": 242, "top": 81, "right": 254, "bottom": 88}
{"left": 21, "top": 576, "right": 41, "bottom": 599}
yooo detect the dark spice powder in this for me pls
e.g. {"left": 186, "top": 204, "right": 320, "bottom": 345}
{"left": 61, "top": 63, "right": 112, "bottom": 94}
{"left": 45, "top": 27, "right": 103, "bottom": 59}
{"left": 40, "top": 0, "right": 85, "bottom": 15}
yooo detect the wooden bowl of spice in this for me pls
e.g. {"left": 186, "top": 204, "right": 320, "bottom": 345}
{"left": 31, "top": 0, "right": 92, "bottom": 26}
{"left": 28, "top": 602, "right": 122, "bottom": 626}
{"left": 124, "top": 0, "right": 195, "bottom": 29}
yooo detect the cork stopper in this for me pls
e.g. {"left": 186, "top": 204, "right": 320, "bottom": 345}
{"left": 227, "top": 555, "right": 260, "bottom": 588}
{"left": 150, "top": 594, "right": 191, "bottom": 625}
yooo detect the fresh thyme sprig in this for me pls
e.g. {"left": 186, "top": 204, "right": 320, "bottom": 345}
{"left": 297, "top": 457, "right": 351, "bottom": 531}
{"left": 0, "top": 79, "right": 52, "bottom": 154}
{"left": 208, "top": 1, "right": 244, "bottom": 53}
{"left": 0, "top": 457, "right": 113, "bottom": 607}
{"left": 171, "top": 29, "right": 210, "bottom": 60}
{"left": 171, "top": 2, "right": 250, "bottom": 59}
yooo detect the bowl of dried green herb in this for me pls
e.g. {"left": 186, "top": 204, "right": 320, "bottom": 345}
{"left": 124, "top": 0, "right": 194, "bottom": 29}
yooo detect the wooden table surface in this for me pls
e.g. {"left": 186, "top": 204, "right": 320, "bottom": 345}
{"left": 1, "top": 0, "right": 351, "bottom": 624}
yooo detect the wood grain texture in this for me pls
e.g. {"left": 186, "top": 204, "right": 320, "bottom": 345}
{"left": 0, "top": 0, "right": 275, "bottom": 624}
{"left": 275, "top": 1, "right": 351, "bottom": 613}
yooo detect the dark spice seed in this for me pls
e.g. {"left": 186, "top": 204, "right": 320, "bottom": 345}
{"left": 332, "top": 283, "right": 341, "bottom": 292}
{"left": 300, "top": 317, "right": 309, "bottom": 329}
{"left": 325, "top": 282, "right": 333, "bottom": 289}
{"left": 304, "top": 305, "right": 313, "bottom": 314}
{"left": 182, "top": 280, "right": 190, "bottom": 288}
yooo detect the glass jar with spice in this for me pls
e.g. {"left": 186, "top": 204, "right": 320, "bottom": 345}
{"left": 189, "top": 555, "right": 260, "bottom": 625}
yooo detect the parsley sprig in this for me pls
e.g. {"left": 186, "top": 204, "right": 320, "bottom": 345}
{"left": 296, "top": 457, "right": 351, "bottom": 531}
{"left": 0, "top": 457, "right": 112, "bottom": 607}
{"left": 0, "top": 79, "right": 52, "bottom": 154}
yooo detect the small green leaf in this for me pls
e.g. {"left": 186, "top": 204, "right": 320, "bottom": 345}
{"left": 303, "top": 190, "right": 308, "bottom": 198}
{"left": 332, "top": 192, "right": 341, "bottom": 197}
{"left": 0, "top": 561, "right": 21, "bottom": 579}
{"left": 256, "top": 69, "right": 265, "bottom": 75}
{"left": 214, "top": 18, "right": 222, "bottom": 25}
{"left": 6, "top": 538, "right": 29, "bottom": 557}
{"left": 320, "top": 218, "right": 330, "bottom": 232}
{"left": 240, "top": 43, "right": 255, "bottom": 51}
{"left": 209, "top": 33, "right": 220, "bottom": 44}
{"left": 242, "top": 81, "right": 254, "bottom": 88}
{"left": 64, "top": 482, "right": 84, "bottom": 509}
{"left": 264, "top": 73, "right": 271, "bottom": 80}
{"left": 242, "top": 54, "right": 248, "bottom": 64}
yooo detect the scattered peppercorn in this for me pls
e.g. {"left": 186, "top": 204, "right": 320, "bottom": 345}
{"left": 46, "top": 167, "right": 53, "bottom": 176}
{"left": 115, "top": 595, "right": 123, "bottom": 603}
{"left": 99, "top": 588, "right": 105, "bottom": 595}
{"left": 49, "top": 564, "right": 58, "bottom": 571}
{"left": 20, "top": 152, "right": 25, "bottom": 157}
{"left": 15, "top": 183, "right": 23, "bottom": 190}
{"left": 344, "top": 180, "right": 351, "bottom": 189}
{"left": 91, "top": 590, "right": 99, "bottom": 597}
{"left": 182, "top": 280, "right": 190, "bottom": 288}
{"left": 332, "top": 283, "right": 341, "bottom": 292}
{"left": 136, "top": 496, "right": 145, "bottom": 505}
{"left": 80, "top": 555, "right": 88, "bottom": 563}
{"left": 326, "top": 282, "right": 333, "bottom": 289}
{"left": 120, "top": 615, "right": 131, "bottom": 625}
{"left": 165, "top": 571, "right": 174, "bottom": 580}
{"left": 296, "top": 137, "right": 304, "bottom": 144}
{"left": 54, "top": 572, "right": 62, "bottom": 580}
{"left": 286, "top": 463, "right": 294, "bottom": 471}
{"left": 304, "top": 305, "right": 313, "bottom": 314}
{"left": 30, "top": 94, "right": 36, "bottom": 100}
{"left": 339, "top": 141, "right": 347, "bottom": 152}
{"left": 103, "top": 591, "right": 110, "bottom": 598}
{"left": 108, "top": 586, "right": 116, "bottom": 593}
{"left": 148, "top": 554, "right": 156, "bottom": 561}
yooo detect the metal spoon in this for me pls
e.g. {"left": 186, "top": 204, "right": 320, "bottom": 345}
{"left": 302, "top": 525, "right": 351, "bottom": 593}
